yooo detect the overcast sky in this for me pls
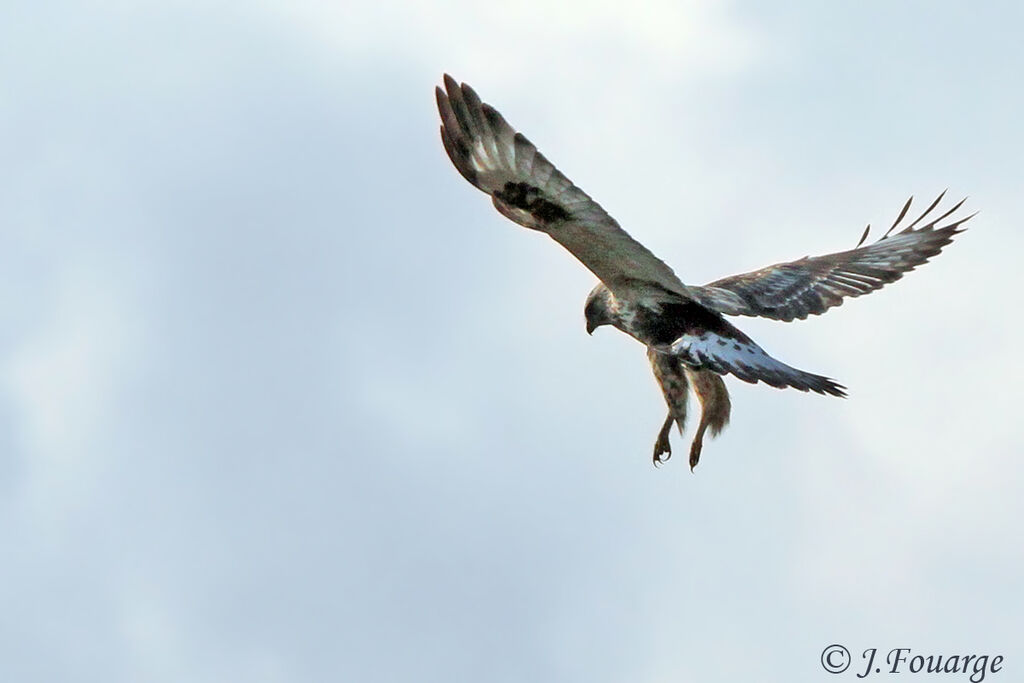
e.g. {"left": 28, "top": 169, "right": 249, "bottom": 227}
{"left": 2, "top": 1, "right": 1022, "bottom": 682}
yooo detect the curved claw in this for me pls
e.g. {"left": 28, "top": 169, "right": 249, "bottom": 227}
{"left": 689, "top": 439, "right": 703, "bottom": 472}
{"left": 653, "top": 438, "right": 672, "bottom": 467}
{"left": 653, "top": 414, "right": 676, "bottom": 468}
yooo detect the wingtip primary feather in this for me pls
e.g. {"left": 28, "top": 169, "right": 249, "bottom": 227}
{"left": 944, "top": 209, "right": 977, "bottom": 233}
{"left": 459, "top": 80, "right": 484, "bottom": 117}
{"left": 867, "top": 192, "right": 971, "bottom": 245}
{"left": 856, "top": 224, "right": 871, "bottom": 248}
{"left": 903, "top": 189, "right": 948, "bottom": 232}
{"left": 922, "top": 195, "right": 968, "bottom": 231}
{"left": 882, "top": 195, "right": 914, "bottom": 239}
{"left": 459, "top": 79, "right": 483, "bottom": 105}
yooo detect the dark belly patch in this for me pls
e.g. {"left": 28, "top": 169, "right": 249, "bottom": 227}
{"left": 634, "top": 300, "right": 752, "bottom": 347}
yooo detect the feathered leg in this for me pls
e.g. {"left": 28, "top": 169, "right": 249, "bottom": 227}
{"left": 647, "top": 349, "right": 689, "bottom": 466}
{"left": 685, "top": 369, "right": 732, "bottom": 471}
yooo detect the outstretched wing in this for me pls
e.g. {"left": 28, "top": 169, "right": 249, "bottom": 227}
{"left": 436, "top": 74, "right": 691, "bottom": 300}
{"left": 689, "top": 193, "right": 972, "bottom": 322}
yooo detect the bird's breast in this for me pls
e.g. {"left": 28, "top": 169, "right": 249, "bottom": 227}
{"left": 629, "top": 304, "right": 690, "bottom": 347}
{"left": 618, "top": 299, "right": 743, "bottom": 349}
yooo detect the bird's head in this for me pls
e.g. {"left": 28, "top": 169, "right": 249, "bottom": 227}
{"left": 584, "top": 282, "right": 615, "bottom": 335}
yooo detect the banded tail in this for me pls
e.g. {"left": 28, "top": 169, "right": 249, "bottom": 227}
{"left": 670, "top": 329, "right": 846, "bottom": 397}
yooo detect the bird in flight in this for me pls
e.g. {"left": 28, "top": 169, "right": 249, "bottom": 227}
{"left": 435, "top": 74, "right": 970, "bottom": 470}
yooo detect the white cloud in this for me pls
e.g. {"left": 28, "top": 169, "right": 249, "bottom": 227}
{"left": 1, "top": 1, "right": 1022, "bottom": 681}
{"left": 4, "top": 261, "right": 144, "bottom": 520}
{"left": 268, "top": 0, "right": 758, "bottom": 82}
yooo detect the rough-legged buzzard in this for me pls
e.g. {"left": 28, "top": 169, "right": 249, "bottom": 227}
{"left": 436, "top": 75, "right": 970, "bottom": 470}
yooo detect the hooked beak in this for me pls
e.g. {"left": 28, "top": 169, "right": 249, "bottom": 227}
{"left": 586, "top": 322, "right": 595, "bottom": 336}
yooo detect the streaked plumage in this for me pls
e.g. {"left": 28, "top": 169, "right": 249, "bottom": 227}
{"left": 648, "top": 350, "right": 730, "bottom": 469}
{"left": 436, "top": 74, "right": 969, "bottom": 468}
{"left": 688, "top": 193, "right": 969, "bottom": 322}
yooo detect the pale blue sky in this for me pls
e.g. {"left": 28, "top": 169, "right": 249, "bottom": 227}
{"left": 2, "top": 1, "right": 1022, "bottom": 681}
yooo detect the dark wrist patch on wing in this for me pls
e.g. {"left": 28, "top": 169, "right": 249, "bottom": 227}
{"left": 495, "top": 181, "right": 571, "bottom": 223}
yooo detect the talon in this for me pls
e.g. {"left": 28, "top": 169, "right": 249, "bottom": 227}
{"left": 653, "top": 417, "right": 675, "bottom": 468}
{"left": 652, "top": 441, "right": 672, "bottom": 467}
{"left": 689, "top": 439, "right": 702, "bottom": 472}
